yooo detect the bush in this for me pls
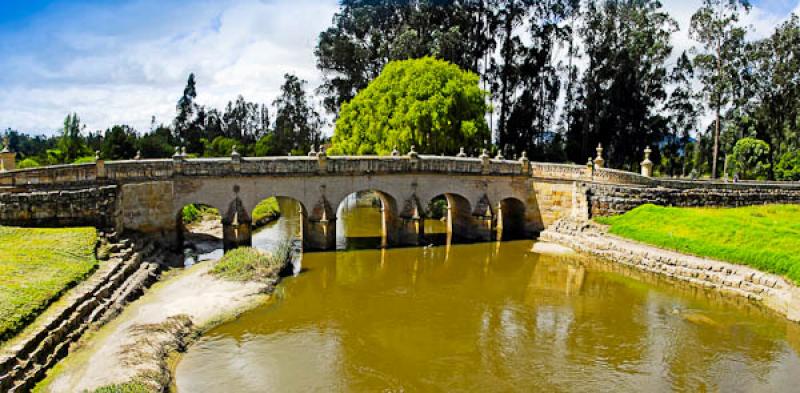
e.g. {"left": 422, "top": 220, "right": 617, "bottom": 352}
{"left": 729, "top": 137, "right": 771, "bottom": 180}
{"left": 252, "top": 197, "right": 281, "bottom": 225}
{"left": 775, "top": 150, "right": 800, "bottom": 181}
{"left": 17, "top": 158, "right": 41, "bottom": 169}
{"left": 72, "top": 155, "right": 96, "bottom": 164}
{"left": 181, "top": 204, "right": 219, "bottom": 224}
{"left": 210, "top": 243, "right": 292, "bottom": 282}
{"left": 330, "top": 57, "right": 490, "bottom": 156}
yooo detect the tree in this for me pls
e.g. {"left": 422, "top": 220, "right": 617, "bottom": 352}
{"left": 174, "top": 73, "right": 204, "bottom": 153}
{"left": 775, "top": 151, "right": 800, "bottom": 181}
{"left": 662, "top": 52, "right": 700, "bottom": 176}
{"left": 58, "top": 113, "right": 90, "bottom": 163}
{"left": 273, "top": 74, "right": 323, "bottom": 155}
{"left": 101, "top": 125, "right": 138, "bottom": 160}
{"left": 729, "top": 137, "right": 770, "bottom": 180}
{"left": 315, "top": 1, "right": 498, "bottom": 115}
{"left": 566, "top": 0, "right": 676, "bottom": 169}
{"left": 690, "top": 0, "right": 750, "bottom": 178}
{"left": 330, "top": 57, "right": 489, "bottom": 155}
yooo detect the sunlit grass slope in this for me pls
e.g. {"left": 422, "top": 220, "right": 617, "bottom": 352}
{"left": 595, "top": 204, "right": 800, "bottom": 284}
{"left": 0, "top": 226, "right": 97, "bottom": 342}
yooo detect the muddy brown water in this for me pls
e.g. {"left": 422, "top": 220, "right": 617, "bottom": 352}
{"left": 174, "top": 198, "right": 800, "bottom": 392}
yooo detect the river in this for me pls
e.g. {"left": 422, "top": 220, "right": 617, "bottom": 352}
{"left": 174, "top": 197, "right": 800, "bottom": 392}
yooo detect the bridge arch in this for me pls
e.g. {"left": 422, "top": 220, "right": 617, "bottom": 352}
{"left": 497, "top": 197, "right": 527, "bottom": 240}
{"left": 335, "top": 189, "right": 399, "bottom": 250}
{"left": 175, "top": 202, "right": 224, "bottom": 255}
{"left": 428, "top": 193, "right": 481, "bottom": 244}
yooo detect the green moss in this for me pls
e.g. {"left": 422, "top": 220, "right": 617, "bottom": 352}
{"left": 210, "top": 243, "right": 291, "bottom": 282}
{"left": 0, "top": 226, "right": 97, "bottom": 342}
{"left": 92, "top": 381, "right": 155, "bottom": 393}
{"left": 181, "top": 204, "right": 220, "bottom": 224}
{"left": 252, "top": 197, "right": 281, "bottom": 225}
{"left": 595, "top": 204, "right": 800, "bottom": 284}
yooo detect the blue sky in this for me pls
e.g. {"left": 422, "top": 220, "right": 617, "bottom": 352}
{"left": 0, "top": 0, "right": 798, "bottom": 135}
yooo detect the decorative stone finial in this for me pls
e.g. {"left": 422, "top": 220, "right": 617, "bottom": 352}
{"left": 95, "top": 150, "right": 101, "bottom": 161}
{"left": 479, "top": 148, "right": 490, "bottom": 159}
{"left": 495, "top": 151, "right": 504, "bottom": 160}
{"left": 1, "top": 136, "right": 9, "bottom": 153}
{"left": 587, "top": 157, "right": 593, "bottom": 167}
{"left": 391, "top": 146, "right": 399, "bottom": 156}
{"left": 316, "top": 144, "right": 327, "bottom": 158}
{"left": 231, "top": 145, "right": 240, "bottom": 159}
{"left": 181, "top": 147, "right": 187, "bottom": 157}
{"left": 640, "top": 146, "right": 653, "bottom": 177}
{"left": 173, "top": 146, "right": 181, "bottom": 158}
{"left": 594, "top": 143, "right": 605, "bottom": 169}
{"left": 456, "top": 147, "right": 467, "bottom": 158}
{"left": 308, "top": 145, "right": 317, "bottom": 156}
{"left": 134, "top": 150, "right": 141, "bottom": 160}
{"left": 407, "top": 145, "right": 418, "bottom": 159}
{"left": 518, "top": 151, "right": 528, "bottom": 162}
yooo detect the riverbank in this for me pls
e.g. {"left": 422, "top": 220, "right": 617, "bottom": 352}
{"left": 36, "top": 245, "right": 289, "bottom": 392}
{"left": 0, "top": 226, "right": 97, "bottom": 342}
{"left": 595, "top": 204, "right": 800, "bottom": 284}
{"left": 541, "top": 218, "right": 800, "bottom": 321}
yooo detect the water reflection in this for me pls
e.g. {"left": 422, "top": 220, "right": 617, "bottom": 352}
{"left": 176, "top": 241, "right": 800, "bottom": 392}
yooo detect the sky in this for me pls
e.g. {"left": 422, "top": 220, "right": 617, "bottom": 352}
{"left": 0, "top": 0, "right": 798, "bottom": 136}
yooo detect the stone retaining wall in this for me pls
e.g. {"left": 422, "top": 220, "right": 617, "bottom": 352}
{"left": 0, "top": 186, "right": 118, "bottom": 228}
{"left": 588, "top": 183, "right": 800, "bottom": 217}
{"left": 540, "top": 219, "right": 800, "bottom": 322}
{"left": 0, "top": 234, "right": 164, "bottom": 392}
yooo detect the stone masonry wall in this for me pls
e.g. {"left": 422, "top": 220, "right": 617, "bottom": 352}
{"left": 588, "top": 183, "right": 800, "bottom": 217}
{"left": 541, "top": 219, "right": 800, "bottom": 321}
{"left": 0, "top": 186, "right": 118, "bottom": 228}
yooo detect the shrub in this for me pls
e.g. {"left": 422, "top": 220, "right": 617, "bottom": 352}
{"left": 210, "top": 243, "right": 292, "bottom": 282}
{"left": 17, "top": 158, "right": 41, "bottom": 169}
{"left": 72, "top": 155, "right": 96, "bottom": 164}
{"left": 181, "top": 204, "right": 219, "bottom": 224}
{"left": 775, "top": 150, "right": 800, "bottom": 181}
{"left": 252, "top": 197, "right": 281, "bottom": 225}
{"left": 729, "top": 137, "right": 771, "bottom": 180}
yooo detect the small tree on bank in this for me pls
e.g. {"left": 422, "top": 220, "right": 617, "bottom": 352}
{"left": 330, "top": 57, "right": 490, "bottom": 156}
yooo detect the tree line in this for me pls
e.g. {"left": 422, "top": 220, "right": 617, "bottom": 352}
{"left": 2, "top": 0, "right": 799, "bottom": 180}
{"left": 2, "top": 73, "right": 323, "bottom": 169}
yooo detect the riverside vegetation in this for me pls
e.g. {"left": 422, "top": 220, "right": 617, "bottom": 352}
{"left": 596, "top": 204, "right": 800, "bottom": 284}
{"left": 0, "top": 226, "right": 97, "bottom": 342}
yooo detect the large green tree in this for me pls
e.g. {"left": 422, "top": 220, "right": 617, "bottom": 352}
{"left": 330, "top": 57, "right": 489, "bottom": 156}
{"left": 273, "top": 74, "right": 323, "bottom": 155}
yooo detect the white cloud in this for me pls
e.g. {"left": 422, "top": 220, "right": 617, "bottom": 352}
{"left": 0, "top": 0, "right": 338, "bottom": 135}
{"left": 0, "top": 0, "right": 797, "bottom": 136}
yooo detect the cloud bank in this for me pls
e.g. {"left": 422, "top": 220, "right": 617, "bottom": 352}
{"left": 0, "top": 0, "right": 796, "bottom": 135}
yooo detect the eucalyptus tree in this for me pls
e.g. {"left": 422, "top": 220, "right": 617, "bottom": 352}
{"left": 662, "top": 52, "right": 700, "bottom": 176}
{"left": 689, "top": 0, "right": 750, "bottom": 178}
{"left": 273, "top": 74, "right": 323, "bottom": 155}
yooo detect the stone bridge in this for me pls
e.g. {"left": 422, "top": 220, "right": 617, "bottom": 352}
{"left": 2, "top": 149, "right": 800, "bottom": 251}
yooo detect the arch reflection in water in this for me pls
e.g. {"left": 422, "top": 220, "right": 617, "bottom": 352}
{"left": 175, "top": 241, "right": 800, "bottom": 392}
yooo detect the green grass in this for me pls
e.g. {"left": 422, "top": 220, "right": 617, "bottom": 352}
{"left": 92, "top": 381, "right": 154, "bottom": 393}
{"left": 181, "top": 204, "right": 220, "bottom": 224}
{"left": 210, "top": 243, "right": 291, "bottom": 282}
{"left": 595, "top": 204, "right": 800, "bottom": 284}
{"left": 0, "top": 226, "right": 97, "bottom": 342}
{"left": 252, "top": 197, "right": 281, "bottom": 225}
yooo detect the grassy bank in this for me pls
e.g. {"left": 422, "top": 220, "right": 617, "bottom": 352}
{"left": 595, "top": 204, "right": 800, "bottom": 284}
{"left": 0, "top": 226, "right": 97, "bottom": 342}
{"left": 252, "top": 197, "right": 280, "bottom": 226}
{"left": 210, "top": 242, "right": 291, "bottom": 282}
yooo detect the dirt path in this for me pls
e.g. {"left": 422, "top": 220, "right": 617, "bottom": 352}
{"left": 40, "top": 258, "right": 270, "bottom": 392}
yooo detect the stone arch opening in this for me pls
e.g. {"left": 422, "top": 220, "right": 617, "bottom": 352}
{"left": 336, "top": 190, "right": 398, "bottom": 250}
{"left": 250, "top": 196, "right": 305, "bottom": 253}
{"left": 427, "top": 193, "right": 475, "bottom": 244}
{"left": 176, "top": 203, "right": 223, "bottom": 263}
{"left": 497, "top": 198, "right": 527, "bottom": 241}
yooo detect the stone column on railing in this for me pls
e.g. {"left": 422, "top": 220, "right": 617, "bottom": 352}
{"left": 640, "top": 146, "right": 653, "bottom": 177}
{"left": 95, "top": 151, "right": 106, "bottom": 179}
{"left": 456, "top": 147, "right": 467, "bottom": 158}
{"left": 172, "top": 146, "right": 183, "bottom": 174}
{"left": 317, "top": 146, "right": 328, "bottom": 174}
{"left": 593, "top": 143, "right": 605, "bottom": 170}
{"left": 391, "top": 146, "right": 400, "bottom": 156}
{"left": 307, "top": 145, "right": 317, "bottom": 156}
{"left": 0, "top": 136, "right": 15, "bottom": 172}
{"left": 479, "top": 148, "right": 490, "bottom": 174}
{"left": 519, "top": 151, "right": 529, "bottom": 174}
{"left": 585, "top": 157, "right": 594, "bottom": 179}
{"left": 134, "top": 150, "right": 142, "bottom": 160}
{"left": 231, "top": 145, "right": 241, "bottom": 172}
{"left": 407, "top": 145, "right": 419, "bottom": 171}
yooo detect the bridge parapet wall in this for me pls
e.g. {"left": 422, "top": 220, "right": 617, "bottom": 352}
{"left": 0, "top": 185, "right": 118, "bottom": 228}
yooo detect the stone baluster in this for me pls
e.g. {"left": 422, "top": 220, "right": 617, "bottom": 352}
{"left": 585, "top": 157, "right": 594, "bottom": 179}
{"left": 95, "top": 151, "right": 106, "bottom": 179}
{"left": 0, "top": 136, "right": 15, "bottom": 172}
{"left": 593, "top": 143, "right": 605, "bottom": 170}
{"left": 640, "top": 146, "right": 653, "bottom": 177}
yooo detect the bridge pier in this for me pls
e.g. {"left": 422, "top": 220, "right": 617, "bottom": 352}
{"left": 396, "top": 216, "right": 425, "bottom": 246}
{"left": 304, "top": 217, "right": 336, "bottom": 251}
{"left": 222, "top": 220, "right": 252, "bottom": 251}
